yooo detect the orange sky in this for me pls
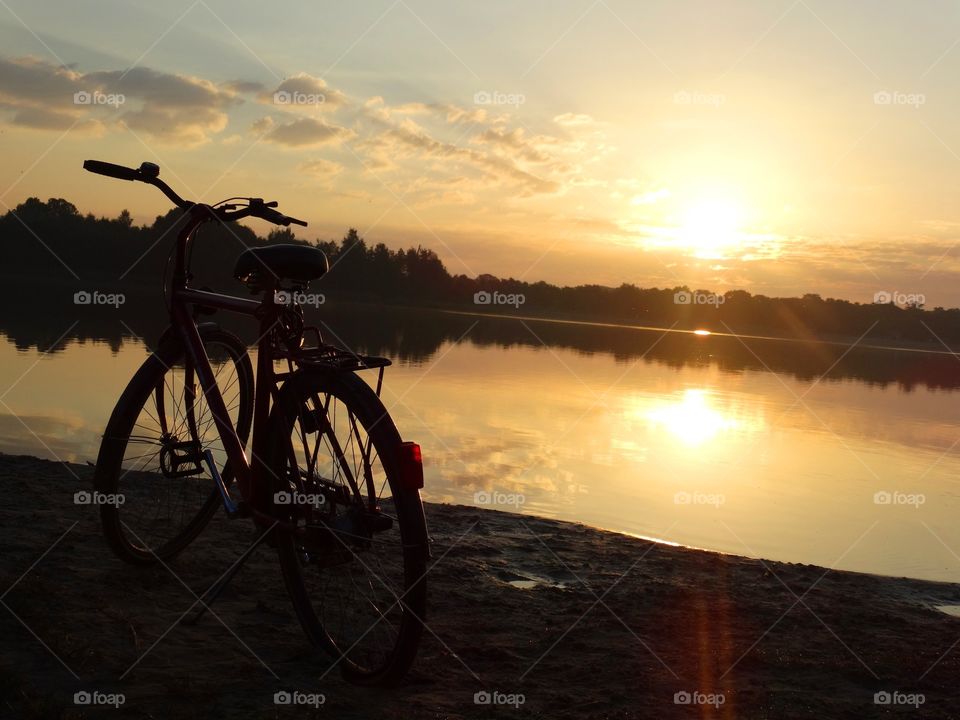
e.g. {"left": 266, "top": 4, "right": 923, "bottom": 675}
{"left": 3, "top": 1, "right": 960, "bottom": 304}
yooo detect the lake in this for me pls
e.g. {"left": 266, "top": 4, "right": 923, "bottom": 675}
{"left": 2, "top": 297, "right": 959, "bottom": 583}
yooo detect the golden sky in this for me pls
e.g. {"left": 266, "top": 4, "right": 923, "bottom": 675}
{"left": 3, "top": 1, "right": 960, "bottom": 304}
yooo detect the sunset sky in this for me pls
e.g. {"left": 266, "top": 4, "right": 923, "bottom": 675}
{"left": 3, "top": 1, "right": 960, "bottom": 304}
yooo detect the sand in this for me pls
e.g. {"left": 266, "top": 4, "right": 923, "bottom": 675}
{"left": 2, "top": 452, "right": 960, "bottom": 719}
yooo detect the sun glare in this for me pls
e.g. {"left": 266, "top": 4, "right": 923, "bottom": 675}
{"left": 677, "top": 197, "right": 745, "bottom": 258}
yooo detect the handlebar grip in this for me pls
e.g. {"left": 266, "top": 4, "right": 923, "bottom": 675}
{"left": 83, "top": 160, "right": 141, "bottom": 181}
{"left": 258, "top": 206, "right": 307, "bottom": 227}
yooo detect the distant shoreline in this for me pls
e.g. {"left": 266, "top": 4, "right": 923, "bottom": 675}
{"left": 2, "top": 275, "right": 958, "bottom": 357}
{"left": 2, "top": 269, "right": 958, "bottom": 355}
{"left": 439, "top": 307, "right": 960, "bottom": 356}
{"left": 5, "top": 197, "right": 960, "bottom": 356}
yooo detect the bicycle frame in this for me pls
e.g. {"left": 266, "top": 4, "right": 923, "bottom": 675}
{"left": 168, "top": 205, "right": 282, "bottom": 527}
{"left": 160, "top": 202, "right": 415, "bottom": 534}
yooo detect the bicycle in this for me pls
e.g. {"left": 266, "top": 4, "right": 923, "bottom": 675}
{"left": 85, "top": 159, "right": 428, "bottom": 685}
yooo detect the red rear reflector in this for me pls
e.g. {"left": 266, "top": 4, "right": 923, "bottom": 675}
{"left": 397, "top": 442, "right": 424, "bottom": 489}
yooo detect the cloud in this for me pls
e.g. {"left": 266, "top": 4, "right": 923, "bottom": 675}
{"left": 260, "top": 73, "right": 346, "bottom": 112}
{"left": 356, "top": 99, "right": 617, "bottom": 199}
{"left": 553, "top": 112, "right": 600, "bottom": 128}
{"left": 364, "top": 96, "right": 486, "bottom": 126}
{"left": 0, "top": 55, "right": 610, "bottom": 220}
{"left": 445, "top": 105, "right": 487, "bottom": 124}
{"left": 2, "top": 103, "right": 102, "bottom": 133}
{"left": 254, "top": 115, "right": 356, "bottom": 147}
{"left": 0, "top": 56, "right": 83, "bottom": 103}
{"left": 0, "top": 56, "right": 236, "bottom": 144}
{"left": 384, "top": 101, "right": 432, "bottom": 115}
{"left": 222, "top": 79, "right": 265, "bottom": 94}
{"left": 297, "top": 158, "right": 344, "bottom": 187}
{"left": 358, "top": 110, "right": 561, "bottom": 195}
{"left": 299, "top": 157, "right": 343, "bottom": 176}
{"left": 120, "top": 106, "right": 229, "bottom": 144}
{"left": 391, "top": 121, "right": 560, "bottom": 193}
{"left": 0, "top": 57, "right": 102, "bottom": 134}
{"left": 86, "top": 67, "right": 234, "bottom": 108}
{"left": 472, "top": 127, "right": 551, "bottom": 163}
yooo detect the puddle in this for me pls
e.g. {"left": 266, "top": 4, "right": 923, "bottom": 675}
{"left": 497, "top": 570, "right": 568, "bottom": 590}
{"left": 508, "top": 580, "right": 540, "bottom": 590}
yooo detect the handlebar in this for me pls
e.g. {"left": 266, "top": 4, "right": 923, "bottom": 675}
{"left": 82, "top": 159, "right": 308, "bottom": 227}
{"left": 82, "top": 160, "right": 142, "bottom": 181}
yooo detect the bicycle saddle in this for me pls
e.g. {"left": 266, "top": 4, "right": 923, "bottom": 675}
{"left": 234, "top": 244, "right": 328, "bottom": 289}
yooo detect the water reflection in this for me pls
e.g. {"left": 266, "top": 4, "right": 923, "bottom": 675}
{"left": 644, "top": 389, "right": 756, "bottom": 446}
{"left": 3, "top": 293, "right": 960, "bottom": 582}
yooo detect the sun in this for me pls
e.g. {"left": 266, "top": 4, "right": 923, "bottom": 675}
{"left": 626, "top": 187, "right": 773, "bottom": 259}
{"left": 676, "top": 196, "right": 745, "bottom": 258}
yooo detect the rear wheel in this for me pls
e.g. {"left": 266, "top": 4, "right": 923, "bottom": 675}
{"left": 94, "top": 326, "right": 253, "bottom": 564}
{"left": 267, "top": 370, "right": 428, "bottom": 685}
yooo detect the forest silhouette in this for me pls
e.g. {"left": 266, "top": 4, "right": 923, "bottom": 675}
{"left": 2, "top": 196, "right": 959, "bottom": 352}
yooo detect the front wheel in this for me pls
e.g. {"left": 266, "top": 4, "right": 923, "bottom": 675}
{"left": 267, "top": 370, "right": 428, "bottom": 686}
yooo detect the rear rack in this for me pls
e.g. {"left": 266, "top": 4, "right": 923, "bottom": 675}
{"left": 291, "top": 344, "right": 392, "bottom": 372}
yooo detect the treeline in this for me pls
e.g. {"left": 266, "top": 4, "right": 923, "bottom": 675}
{"left": 3, "top": 197, "right": 960, "bottom": 346}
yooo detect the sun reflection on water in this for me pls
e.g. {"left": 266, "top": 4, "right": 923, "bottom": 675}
{"left": 644, "top": 388, "right": 755, "bottom": 446}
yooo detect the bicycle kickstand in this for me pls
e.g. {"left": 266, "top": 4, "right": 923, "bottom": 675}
{"left": 181, "top": 524, "right": 273, "bottom": 626}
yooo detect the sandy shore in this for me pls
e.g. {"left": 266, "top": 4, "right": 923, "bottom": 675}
{"left": 2, "top": 453, "right": 960, "bottom": 718}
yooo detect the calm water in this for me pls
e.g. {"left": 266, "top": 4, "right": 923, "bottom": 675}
{"left": 3, "top": 298, "right": 960, "bottom": 583}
